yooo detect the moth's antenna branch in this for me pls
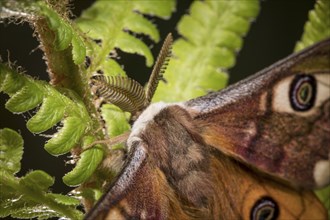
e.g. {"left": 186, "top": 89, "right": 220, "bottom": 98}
{"left": 90, "top": 75, "right": 146, "bottom": 114}
{"left": 145, "top": 33, "right": 173, "bottom": 106}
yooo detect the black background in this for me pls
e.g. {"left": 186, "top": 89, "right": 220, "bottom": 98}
{"left": 0, "top": 0, "right": 315, "bottom": 194}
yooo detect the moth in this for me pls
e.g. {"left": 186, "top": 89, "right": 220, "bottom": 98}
{"left": 86, "top": 36, "right": 330, "bottom": 220}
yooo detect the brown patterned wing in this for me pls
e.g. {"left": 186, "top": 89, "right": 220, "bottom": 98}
{"left": 85, "top": 105, "right": 327, "bottom": 219}
{"left": 186, "top": 38, "right": 330, "bottom": 189}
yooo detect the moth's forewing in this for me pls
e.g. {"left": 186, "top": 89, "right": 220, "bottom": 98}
{"left": 185, "top": 38, "right": 330, "bottom": 189}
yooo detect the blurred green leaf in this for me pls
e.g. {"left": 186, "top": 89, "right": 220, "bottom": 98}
{"left": 295, "top": 0, "right": 330, "bottom": 51}
{"left": 0, "top": 128, "right": 23, "bottom": 174}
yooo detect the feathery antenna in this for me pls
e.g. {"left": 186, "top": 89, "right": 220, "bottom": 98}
{"left": 145, "top": 33, "right": 173, "bottom": 105}
{"left": 90, "top": 33, "right": 173, "bottom": 115}
{"left": 90, "top": 75, "right": 146, "bottom": 114}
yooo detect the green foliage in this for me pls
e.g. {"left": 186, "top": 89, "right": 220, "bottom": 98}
{"left": 0, "top": 128, "right": 83, "bottom": 219}
{"left": 295, "top": 0, "right": 330, "bottom": 52}
{"left": 316, "top": 187, "right": 330, "bottom": 217}
{"left": 37, "top": 1, "right": 86, "bottom": 64}
{"left": 101, "top": 104, "right": 131, "bottom": 138}
{"left": 153, "top": 0, "right": 260, "bottom": 102}
{"left": 63, "top": 136, "right": 103, "bottom": 186}
{"left": 76, "top": 0, "right": 175, "bottom": 74}
{"left": 0, "top": 128, "right": 23, "bottom": 174}
{"left": 0, "top": 64, "right": 92, "bottom": 155}
{"left": 0, "top": 64, "right": 100, "bottom": 188}
{"left": 2, "top": 0, "right": 328, "bottom": 219}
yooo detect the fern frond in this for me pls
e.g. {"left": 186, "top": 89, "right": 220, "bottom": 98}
{"left": 75, "top": 0, "right": 175, "bottom": 76}
{"left": 34, "top": 1, "right": 87, "bottom": 93}
{"left": 0, "top": 128, "right": 23, "bottom": 174}
{"left": 0, "top": 1, "right": 88, "bottom": 95}
{"left": 0, "top": 65, "right": 90, "bottom": 154}
{"left": 0, "top": 64, "right": 102, "bottom": 185}
{"left": 295, "top": 0, "right": 330, "bottom": 52}
{"left": 100, "top": 104, "right": 131, "bottom": 138}
{"left": 0, "top": 128, "right": 83, "bottom": 219}
{"left": 36, "top": 1, "right": 86, "bottom": 64}
{"left": 153, "top": 0, "right": 260, "bottom": 102}
{"left": 63, "top": 136, "right": 103, "bottom": 186}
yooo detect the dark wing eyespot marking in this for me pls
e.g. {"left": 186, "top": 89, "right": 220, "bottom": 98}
{"left": 289, "top": 74, "right": 317, "bottom": 111}
{"left": 250, "top": 196, "right": 279, "bottom": 220}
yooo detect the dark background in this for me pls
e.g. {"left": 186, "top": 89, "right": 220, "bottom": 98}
{"left": 0, "top": 1, "right": 315, "bottom": 194}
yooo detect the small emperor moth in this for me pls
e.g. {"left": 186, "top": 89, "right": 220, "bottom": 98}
{"left": 86, "top": 36, "right": 330, "bottom": 220}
